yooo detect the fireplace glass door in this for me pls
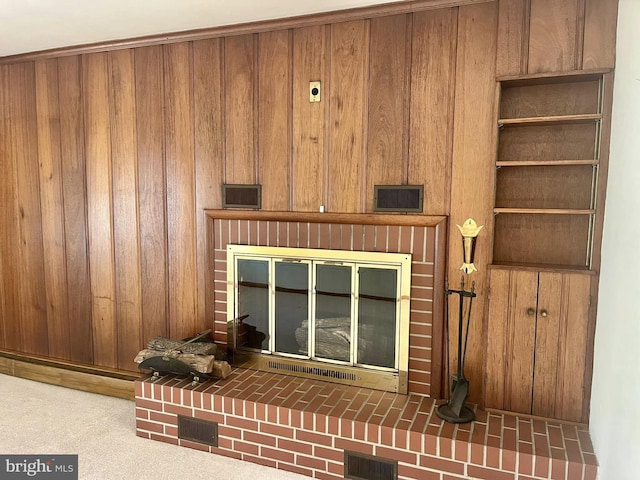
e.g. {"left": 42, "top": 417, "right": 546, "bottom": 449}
{"left": 274, "top": 260, "right": 310, "bottom": 355}
{"left": 229, "top": 246, "right": 411, "bottom": 379}
{"left": 236, "top": 259, "right": 269, "bottom": 350}
{"left": 314, "top": 263, "right": 353, "bottom": 363}
{"left": 357, "top": 267, "right": 397, "bottom": 369}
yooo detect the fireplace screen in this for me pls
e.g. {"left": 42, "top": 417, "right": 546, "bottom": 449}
{"left": 228, "top": 245, "right": 411, "bottom": 387}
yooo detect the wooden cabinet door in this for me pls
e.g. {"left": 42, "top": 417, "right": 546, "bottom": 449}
{"left": 533, "top": 272, "right": 591, "bottom": 422}
{"left": 485, "top": 269, "right": 591, "bottom": 422}
{"left": 485, "top": 269, "right": 538, "bottom": 414}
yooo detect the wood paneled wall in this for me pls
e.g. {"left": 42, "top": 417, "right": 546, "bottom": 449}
{"left": 0, "top": 6, "right": 462, "bottom": 373}
{"left": 496, "top": 0, "right": 618, "bottom": 77}
{"left": 0, "top": 0, "right": 618, "bottom": 403}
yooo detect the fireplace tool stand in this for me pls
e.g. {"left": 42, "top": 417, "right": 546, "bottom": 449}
{"left": 437, "top": 277, "right": 476, "bottom": 424}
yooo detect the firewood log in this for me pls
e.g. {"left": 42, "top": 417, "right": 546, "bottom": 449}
{"left": 146, "top": 337, "right": 218, "bottom": 355}
{"left": 294, "top": 318, "right": 374, "bottom": 360}
{"left": 134, "top": 349, "right": 232, "bottom": 378}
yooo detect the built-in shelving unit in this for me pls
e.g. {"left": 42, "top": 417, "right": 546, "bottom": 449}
{"left": 493, "top": 71, "right": 606, "bottom": 270}
{"left": 486, "top": 70, "right": 612, "bottom": 423}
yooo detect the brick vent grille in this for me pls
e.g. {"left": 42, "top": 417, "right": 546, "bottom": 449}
{"left": 345, "top": 451, "right": 397, "bottom": 480}
{"left": 177, "top": 415, "right": 218, "bottom": 447}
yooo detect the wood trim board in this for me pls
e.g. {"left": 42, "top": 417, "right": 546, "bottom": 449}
{"left": 0, "top": 350, "right": 136, "bottom": 400}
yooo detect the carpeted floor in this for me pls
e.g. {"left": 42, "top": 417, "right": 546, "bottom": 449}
{"left": 0, "top": 374, "right": 308, "bottom": 479}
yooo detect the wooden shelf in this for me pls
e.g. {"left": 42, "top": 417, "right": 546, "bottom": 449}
{"left": 496, "top": 160, "right": 598, "bottom": 167}
{"left": 498, "top": 113, "right": 601, "bottom": 127}
{"left": 494, "top": 208, "right": 595, "bottom": 215}
{"left": 489, "top": 263, "right": 596, "bottom": 274}
{"left": 497, "top": 68, "right": 611, "bottom": 85}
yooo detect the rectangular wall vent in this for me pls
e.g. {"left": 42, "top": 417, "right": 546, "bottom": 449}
{"left": 373, "top": 185, "right": 423, "bottom": 212}
{"left": 344, "top": 451, "right": 398, "bottom": 480}
{"left": 222, "top": 184, "right": 262, "bottom": 209}
{"left": 178, "top": 415, "right": 218, "bottom": 447}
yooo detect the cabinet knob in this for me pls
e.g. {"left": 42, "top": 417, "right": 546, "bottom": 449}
{"left": 540, "top": 310, "right": 548, "bottom": 317}
{"left": 527, "top": 308, "right": 535, "bottom": 316}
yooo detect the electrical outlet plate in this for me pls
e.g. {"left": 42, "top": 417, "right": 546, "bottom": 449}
{"left": 309, "top": 81, "right": 321, "bottom": 102}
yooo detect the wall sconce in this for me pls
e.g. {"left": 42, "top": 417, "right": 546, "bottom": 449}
{"left": 457, "top": 218, "right": 483, "bottom": 275}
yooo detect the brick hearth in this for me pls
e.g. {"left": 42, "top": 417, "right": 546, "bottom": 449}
{"left": 135, "top": 369, "right": 598, "bottom": 480}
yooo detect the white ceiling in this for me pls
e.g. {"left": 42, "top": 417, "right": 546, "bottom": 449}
{"left": 0, "top": 0, "right": 405, "bottom": 57}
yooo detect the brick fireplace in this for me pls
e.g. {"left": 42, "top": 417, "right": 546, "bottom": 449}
{"left": 209, "top": 212, "right": 447, "bottom": 398}
{"left": 135, "top": 212, "right": 598, "bottom": 479}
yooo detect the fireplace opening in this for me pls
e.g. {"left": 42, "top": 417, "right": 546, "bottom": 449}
{"left": 226, "top": 245, "right": 412, "bottom": 393}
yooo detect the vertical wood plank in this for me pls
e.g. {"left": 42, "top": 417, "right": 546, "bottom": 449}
{"left": 0, "top": 65, "right": 5, "bottom": 348}
{"left": 224, "top": 34, "right": 257, "bottom": 184}
{"left": 505, "top": 270, "right": 537, "bottom": 413}
{"left": 194, "top": 38, "right": 224, "bottom": 330}
{"left": 329, "top": 20, "right": 368, "bottom": 213}
{"left": 292, "top": 26, "right": 327, "bottom": 211}
{"left": 109, "top": 49, "right": 143, "bottom": 371}
{"left": 448, "top": 2, "right": 499, "bottom": 404}
{"left": 574, "top": 0, "right": 586, "bottom": 69}
{"left": 531, "top": 271, "right": 563, "bottom": 417}
{"left": 496, "top": 0, "right": 529, "bottom": 76}
{"left": 258, "top": 30, "right": 292, "bottom": 211}
{"left": 35, "top": 58, "right": 71, "bottom": 360}
{"left": 554, "top": 272, "right": 590, "bottom": 422}
{"left": 134, "top": 47, "right": 170, "bottom": 344}
{"left": 0, "top": 64, "right": 22, "bottom": 351}
{"left": 135, "top": 46, "right": 169, "bottom": 343}
{"left": 408, "top": 8, "right": 457, "bottom": 215}
{"left": 0, "top": 244, "right": 3, "bottom": 349}
{"left": 83, "top": 53, "right": 117, "bottom": 367}
{"left": 58, "top": 55, "right": 93, "bottom": 363}
{"left": 484, "top": 269, "right": 511, "bottom": 410}
{"left": 366, "top": 15, "right": 409, "bottom": 212}
{"left": 582, "top": 0, "right": 618, "bottom": 70}
{"left": 528, "top": 0, "right": 579, "bottom": 74}
{"left": 9, "top": 62, "right": 49, "bottom": 356}
{"left": 164, "top": 42, "right": 197, "bottom": 339}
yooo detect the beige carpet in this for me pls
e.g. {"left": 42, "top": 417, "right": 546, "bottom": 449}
{"left": 0, "top": 374, "right": 308, "bottom": 479}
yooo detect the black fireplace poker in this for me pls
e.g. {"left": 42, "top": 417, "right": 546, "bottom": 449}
{"left": 436, "top": 277, "right": 476, "bottom": 424}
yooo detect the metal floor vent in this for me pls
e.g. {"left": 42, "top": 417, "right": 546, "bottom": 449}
{"left": 178, "top": 415, "right": 218, "bottom": 447}
{"left": 267, "top": 360, "right": 357, "bottom": 381}
{"left": 345, "top": 451, "right": 398, "bottom": 480}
